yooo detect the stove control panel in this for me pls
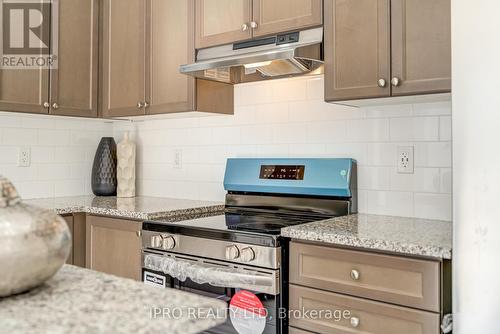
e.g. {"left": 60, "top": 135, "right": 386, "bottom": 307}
{"left": 260, "top": 165, "right": 305, "bottom": 180}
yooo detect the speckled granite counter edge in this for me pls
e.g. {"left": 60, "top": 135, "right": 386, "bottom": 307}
{"left": 282, "top": 228, "right": 452, "bottom": 259}
{"left": 53, "top": 204, "right": 226, "bottom": 221}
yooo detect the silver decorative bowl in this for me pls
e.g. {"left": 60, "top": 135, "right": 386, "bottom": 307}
{"left": 0, "top": 176, "right": 71, "bottom": 297}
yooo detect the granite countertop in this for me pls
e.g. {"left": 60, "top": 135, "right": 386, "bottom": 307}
{"left": 0, "top": 265, "right": 226, "bottom": 334}
{"left": 281, "top": 214, "right": 452, "bottom": 259}
{"left": 24, "top": 196, "right": 224, "bottom": 221}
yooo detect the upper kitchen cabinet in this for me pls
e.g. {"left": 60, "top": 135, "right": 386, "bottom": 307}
{"left": 50, "top": 0, "right": 99, "bottom": 117}
{"left": 252, "top": 0, "right": 323, "bottom": 37}
{"left": 100, "top": 0, "right": 147, "bottom": 117}
{"left": 0, "top": 0, "right": 98, "bottom": 117}
{"left": 0, "top": 0, "right": 50, "bottom": 114}
{"left": 101, "top": 0, "right": 233, "bottom": 117}
{"left": 195, "top": 0, "right": 323, "bottom": 48}
{"left": 147, "top": 0, "right": 195, "bottom": 114}
{"left": 391, "top": 0, "right": 451, "bottom": 96}
{"left": 195, "top": 0, "right": 252, "bottom": 49}
{"left": 324, "top": 0, "right": 451, "bottom": 102}
{"left": 0, "top": 68, "right": 49, "bottom": 114}
{"left": 324, "top": 0, "right": 390, "bottom": 101}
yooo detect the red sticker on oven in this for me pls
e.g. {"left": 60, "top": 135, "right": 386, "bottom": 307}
{"left": 229, "top": 290, "right": 267, "bottom": 334}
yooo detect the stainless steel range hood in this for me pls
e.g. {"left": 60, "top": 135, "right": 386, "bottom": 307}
{"left": 180, "top": 27, "right": 323, "bottom": 84}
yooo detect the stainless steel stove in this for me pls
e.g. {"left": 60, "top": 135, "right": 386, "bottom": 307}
{"left": 141, "top": 158, "right": 357, "bottom": 334}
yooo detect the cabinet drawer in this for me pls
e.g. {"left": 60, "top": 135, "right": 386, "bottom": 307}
{"left": 290, "top": 242, "right": 440, "bottom": 312}
{"left": 289, "top": 285, "right": 440, "bottom": 334}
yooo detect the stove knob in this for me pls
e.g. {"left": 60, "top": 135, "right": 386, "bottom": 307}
{"left": 225, "top": 245, "right": 240, "bottom": 260}
{"left": 240, "top": 247, "right": 256, "bottom": 262}
{"left": 161, "top": 235, "right": 176, "bottom": 250}
{"left": 151, "top": 235, "right": 162, "bottom": 248}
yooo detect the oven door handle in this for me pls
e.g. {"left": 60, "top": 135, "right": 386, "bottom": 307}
{"left": 143, "top": 253, "right": 279, "bottom": 295}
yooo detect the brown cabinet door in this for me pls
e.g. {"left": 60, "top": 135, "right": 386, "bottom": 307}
{"left": 101, "top": 0, "right": 146, "bottom": 117}
{"left": 290, "top": 242, "right": 441, "bottom": 312}
{"left": 324, "top": 0, "right": 390, "bottom": 101}
{"left": 86, "top": 216, "right": 142, "bottom": 280}
{"left": 0, "top": 71, "right": 49, "bottom": 113}
{"left": 146, "top": 0, "right": 195, "bottom": 115}
{"left": 63, "top": 216, "right": 74, "bottom": 265}
{"left": 195, "top": 0, "right": 252, "bottom": 48}
{"left": 289, "top": 285, "right": 440, "bottom": 334}
{"left": 391, "top": 0, "right": 451, "bottom": 96}
{"left": 50, "top": 0, "right": 99, "bottom": 117}
{"left": 252, "top": 0, "right": 323, "bottom": 38}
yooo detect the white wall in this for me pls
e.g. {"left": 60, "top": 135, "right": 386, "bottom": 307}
{"left": 0, "top": 112, "right": 113, "bottom": 199}
{"left": 452, "top": 0, "right": 500, "bottom": 332}
{"left": 115, "top": 75, "right": 453, "bottom": 221}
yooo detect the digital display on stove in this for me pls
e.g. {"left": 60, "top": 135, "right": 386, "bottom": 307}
{"left": 259, "top": 165, "right": 305, "bottom": 180}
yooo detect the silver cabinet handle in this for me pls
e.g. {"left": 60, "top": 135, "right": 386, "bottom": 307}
{"left": 250, "top": 21, "right": 258, "bottom": 29}
{"left": 350, "top": 269, "right": 360, "bottom": 280}
{"left": 241, "top": 23, "right": 248, "bottom": 31}
{"left": 52, "top": 103, "right": 59, "bottom": 110}
{"left": 350, "top": 317, "right": 360, "bottom": 328}
{"left": 137, "top": 101, "right": 144, "bottom": 109}
{"left": 377, "top": 78, "right": 386, "bottom": 87}
{"left": 144, "top": 101, "right": 150, "bottom": 108}
{"left": 43, "top": 102, "right": 50, "bottom": 108}
{"left": 136, "top": 230, "right": 142, "bottom": 238}
{"left": 391, "top": 77, "right": 401, "bottom": 87}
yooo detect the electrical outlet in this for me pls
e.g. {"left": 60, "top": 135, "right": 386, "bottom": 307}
{"left": 174, "top": 149, "right": 182, "bottom": 169}
{"left": 18, "top": 147, "right": 31, "bottom": 167}
{"left": 397, "top": 146, "right": 414, "bottom": 174}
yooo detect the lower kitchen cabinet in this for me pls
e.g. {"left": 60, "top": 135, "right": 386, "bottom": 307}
{"left": 86, "top": 215, "right": 142, "bottom": 281}
{"left": 63, "top": 216, "right": 74, "bottom": 265}
{"left": 289, "top": 285, "right": 440, "bottom": 334}
{"left": 62, "top": 214, "right": 86, "bottom": 267}
{"left": 289, "top": 241, "right": 450, "bottom": 334}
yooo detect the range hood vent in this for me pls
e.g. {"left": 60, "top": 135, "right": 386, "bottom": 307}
{"left": 180, "top": 27, "right": 324, "bottom": 84}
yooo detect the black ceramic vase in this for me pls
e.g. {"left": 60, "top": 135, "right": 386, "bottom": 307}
{"left": 91, "top": 137, "right": 117, "bottom": 196}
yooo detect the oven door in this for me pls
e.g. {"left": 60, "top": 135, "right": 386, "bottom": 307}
{"left": 142, "top": 250, "right": 282, "bottom": 334}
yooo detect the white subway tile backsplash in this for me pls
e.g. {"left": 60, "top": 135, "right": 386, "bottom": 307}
{"left": 0, "top": 113, "right": 113, "bottom": 199}
{"left": 413, "top": 101, "right": 452, "bottom": 116}
{"left": 390, "top": 167, "right": 441, "bottom": 193}
{"left": 347, "top": 119, "right": 390, "bottom": 142}
{"left": 306, "top": 121, "right": 347, "bottom": 143}
{"left": 365, "top": 190, "right": 414, "bottom": 217}
{"left": 2, "top": 128, "right": 38, "bottom": 145}
{"left": 439, "top": 116, "right": 452, "bottom": 141}
{"left": 38, "top": 129, "right": 70, "bottom": 146}
{"left": 415, "top": 142, "right": 452, "bottom": 167}
{"left": 306, "top": 77, "right": 324, "bottom": 100}
{"left": 1, "top": 76, "right": 453, "bottom": 220}
{"left": 414, "top": 193, "right": 452, "bottom": 221}
{"left": 440, "top": 168, "right": 453, "bottom": 193}
{"left": 128, "top": 76, "right": 452, "bottom": 220}
{"left": 390, "top": 117, "right": 439, "bottom": 141}
{"left": 0, "top": 146, "right": 18, "bottom": 164}
{"left": 358, "top": 166, "right": 391, "bottom": 190}
{"left": 363, "top": 104, "right": 413, "bottom": 118}
{"left": 365, "top": 143, "right": 397, "bottom": 166}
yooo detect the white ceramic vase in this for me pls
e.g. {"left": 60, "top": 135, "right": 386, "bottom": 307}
{"left": 0, "top": 176, "right": 71, "bottom": 297}
{"left": 117, "top": 132, "right": 136, "bottom": 198}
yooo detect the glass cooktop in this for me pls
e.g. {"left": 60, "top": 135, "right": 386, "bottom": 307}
{"left": 151, "top": 210, "right": 326, "bottom": 235}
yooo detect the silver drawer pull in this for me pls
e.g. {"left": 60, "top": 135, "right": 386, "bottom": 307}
{"left": 350, "top": 269, "right": 360, "bottom": 280}
{"left": 350, "top": 316, "right": 360, "bottom": 328}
